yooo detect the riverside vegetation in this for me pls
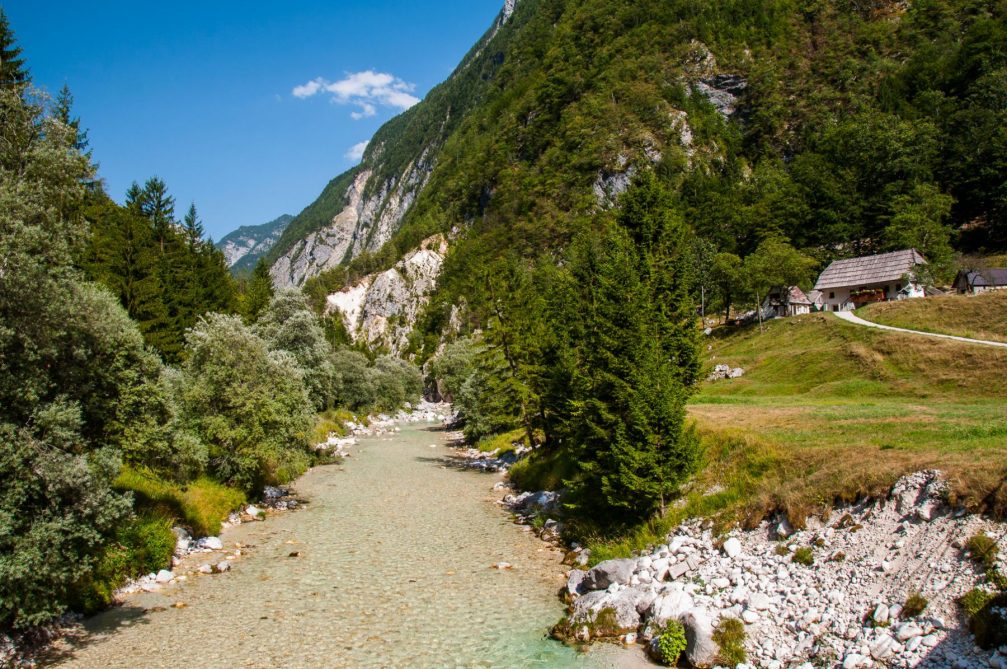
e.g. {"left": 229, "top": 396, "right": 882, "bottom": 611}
{"left": 0, "top": 16, "right": 424, "bottom": 643}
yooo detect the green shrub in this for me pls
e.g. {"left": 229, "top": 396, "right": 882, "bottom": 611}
{"left": 902, "top": 592, "right": 929, "bottom": 618}
{"left": 792, "top": 547, "right": 814, "bottom": 565}
{"left": 713, "top": 617, "right": 747, "bottom": 665}
{"left": 657, "top": 620, "right": 688, "bottom": 666}
{"left": 961, "top": 588, "right": 996, "bottom": 618}
{"left": 0, "top": 419, "right": 132, "bottom": 629}
{"left": 960, "top": 589, "right": 1007, "bottom": 649}
{"left": 69, "top": 512, "right": 175, "bottom": 614}
{"left": 180, "top": 314, "right": 314, "bottom": 493}
{"left": 508, "top": 447, "right": 577, "bottom": 492}
{"left": 966, "top": 533, "right": 1000, "bottom": 569}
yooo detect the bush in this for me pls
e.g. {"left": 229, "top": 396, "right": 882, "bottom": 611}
{"left": 69, "top": 512, "right": 175, "bottom": 614}
{"left": 330, "top": 349, "right": 377, "bottom": 410}
{"left": 792, "top": 547, "right": 814, "bottom": 566}
{"left": 116, "top": 465, "right": 247, "bottom": 537}
{"left": 429, "top": 337, "right": 479, "bottom": 402}
{"left": 960, "top": 589, "right": 1007, "bottom": 649}
{"left": 713, "top": 617, "right": 747, "bottom": 665}
{"left": 0, "top": 418, "right": 131, "bottom": 629}
{"left": 966, "top": 533, "right": 1000, "bottom": 569}
{"left": 657, "top": 620, "right": 688, "bottom": 666}
{"left": 255, "top": 289, "right": 335, "bottom": 410}
{"left": 180, "top": 314, "right": 314, "bottom": 493}
{"left": 902, "top": 592, "right": 929, "bottom": 618}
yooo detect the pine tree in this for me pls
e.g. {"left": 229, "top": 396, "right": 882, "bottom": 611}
{"left": 561, "top": 174, "right": 701, "bottom": 524}
{"left": 0, "top": 9, "right": 29, "bottom": 93}
{"left": 182, "top": 203, "right": 204, "bottom": 249}
{"left": 54, "top": 84, "right": 90, "bottom": 156}
{"left": 241, "top": 259, "right": 274, "bottom": 323}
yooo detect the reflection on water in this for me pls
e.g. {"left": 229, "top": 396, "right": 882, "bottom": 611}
{"left": 52, "top": 426, "right": 649, "bottom": 668}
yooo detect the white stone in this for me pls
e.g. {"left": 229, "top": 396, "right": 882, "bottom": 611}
{"left": 200, "top": 536, "right": 223, "bottom": 550}
{"left": 155, "top": 569, "right": 173, "bottom": 584}
{"left": 742, "top": 610, "right": 759, "bottom": 624}
{"left": 723, "top": 537, "right": 742, "bottom": 558}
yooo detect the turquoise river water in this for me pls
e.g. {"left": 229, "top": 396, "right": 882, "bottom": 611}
{"left": 47, "top": 424, "right": 651, "bottom": 669}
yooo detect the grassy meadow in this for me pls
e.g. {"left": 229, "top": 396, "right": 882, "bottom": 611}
{"left": 587, "top": 312, "right": 1007, "bottom": 563}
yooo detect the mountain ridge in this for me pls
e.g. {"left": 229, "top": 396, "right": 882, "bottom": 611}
{"left": 216, "top": 213, "right": 293, "bottom": 274}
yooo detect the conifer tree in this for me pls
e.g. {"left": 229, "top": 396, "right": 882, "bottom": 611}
{"left": 54, "top": 84, "right": 90, "bottom": 156}
{"left": 182, "top": 203, "right": 204, "bottom": 249}
{"left": 241, "top": 259, "right": 275, "bottom": 323}
{"left": 562, "top": 174, "right": 701, "bottom": 524}
{"left": 0, "top": 9, "right": 29, "bottom": 93}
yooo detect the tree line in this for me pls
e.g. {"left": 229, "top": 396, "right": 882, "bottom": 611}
{"left": 0, "top": 12, "right": 422, "bottom": 634}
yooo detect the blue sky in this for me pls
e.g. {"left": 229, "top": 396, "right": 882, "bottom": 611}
{"left": 6, "top": 1, "right": 502, "bottom": 240}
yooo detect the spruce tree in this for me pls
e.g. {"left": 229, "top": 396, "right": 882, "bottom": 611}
{"left": 182, "top": 203, "right": 204, "bottom": 249}
{"left": 0, "top": 9, "right": 29, "bottom": 93}
{"left": 54, "top": 84, "right": 90, "bottom": 156}
{"left": 241, "top": 259, "right": 275, "bottom": 323}
{"left": 562, "top": 174, "right": 701, "bottom": 524}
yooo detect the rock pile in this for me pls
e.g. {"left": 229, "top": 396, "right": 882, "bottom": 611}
{"left": 557, "top": 471, "right": 1007, "bottom": 668}
{"left": 343, "top": 400, "right": 451, "bottom": 438}
{"left": 707, "top": 364, "right": 745, "bottom": 381}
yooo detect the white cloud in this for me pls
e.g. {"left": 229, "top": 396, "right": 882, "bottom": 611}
{"left": 292, "top": 70, "right": 420, "bottom": 119}
{"left": 346, "top": 140, "right": 369, "bottom": 161}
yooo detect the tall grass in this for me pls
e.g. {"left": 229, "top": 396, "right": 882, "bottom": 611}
{"left": 116, "top": 466, "right": 246, "bottom": 537}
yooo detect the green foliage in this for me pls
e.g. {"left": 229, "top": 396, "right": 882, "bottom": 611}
{"left": 429, "top": 337, "right": 480, "bottom": 402}
{"left": 0, "top": 9, "right": 28, "bottom": 93}
{"left": 69, "top": 512, "right": 175, "bottom": 615}
{"left": 239, "top": 259, "right": 275, "bottom": 323}
{"left": 961, "top": 589, "right": 1007, "bottom": 649}
{"left": 115, "top": 465, "right": 246, "bottom": 537}
{"left": 179, "top": 313, "right": 314, "bottom": 493}
{"left": 0, "top": 421, "right": 131, "bottom": 629}
{"left": 256, "top": 289, "right": 334, "bottom": 409}
{"left": 657, "top": 619, "right": 688, "bottom": 666}
{"left": 902, "top": 592, "right": 929, "bottom": 618}
{"left": 328, "top": 348, "right": 424, "bottom": 412}
{"left": 84, "top": 180, "right": 237, "bottom": 363}
{"left": 713, "top": 617, "right": 747, "bottom": 665}
{"left": 791, "top": 546, "right": 814, "bottom": 566}
{"left": 967, "top": 533, "right": 1000, "bottom": 569}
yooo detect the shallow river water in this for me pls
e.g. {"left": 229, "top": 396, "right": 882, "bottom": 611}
{"left": 49, "top": 424, "right": 651, "bottom": 668}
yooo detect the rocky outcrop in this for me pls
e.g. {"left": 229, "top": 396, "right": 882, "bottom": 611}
{"left": 325, "top": 235, "right": 448, "bottom": 354}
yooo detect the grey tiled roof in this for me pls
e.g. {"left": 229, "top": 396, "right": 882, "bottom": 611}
{"left": 959, "top": 268, "right": 1007, "bottom": 287}
{"left": 814, "top": 249, "right": 926, "bottom": 290}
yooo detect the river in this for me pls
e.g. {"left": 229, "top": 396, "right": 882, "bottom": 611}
{"left": 47, "top": 424, "right": 651, "bottom": 668}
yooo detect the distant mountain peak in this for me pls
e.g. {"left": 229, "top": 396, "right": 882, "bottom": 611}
{"left": 215, "top": 214, "right": 293, "bottom": 274}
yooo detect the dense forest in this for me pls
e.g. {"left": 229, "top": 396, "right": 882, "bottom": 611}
{"left": 0, "top": 11, "right": 423, "bottom": 634}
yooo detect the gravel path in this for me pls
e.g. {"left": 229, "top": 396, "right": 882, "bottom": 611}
{"left": 833, "top": 311, "right": 1007, "bottom": 348}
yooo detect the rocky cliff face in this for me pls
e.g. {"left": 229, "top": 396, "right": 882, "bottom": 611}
{"left": 325, "top": 235, "right": 448, "bottom": 354}
{"left": 267, "top": 0, "right": 519, "bottom": 289}
{"left": 216, "top": 214, "right": 292, "bottom": 274}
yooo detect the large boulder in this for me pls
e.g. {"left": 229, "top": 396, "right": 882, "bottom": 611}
{"left": 648, "top": 589, "right": 695, "bottom": 625}
{"left": 681, "top": 608, "right": 718, "bottom": 668}
{"left": 585, "top": 558, "right": 636, "bottom": 590}
{"left": 567, "top": 588, "right": 645, "bottom": 638}
{"left": 566, "top": 569, "right": 588, "bottom": 598}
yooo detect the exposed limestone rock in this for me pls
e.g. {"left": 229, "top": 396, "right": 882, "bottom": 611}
{"left": 326, "top": 235, "right": 448, "bottom": 354}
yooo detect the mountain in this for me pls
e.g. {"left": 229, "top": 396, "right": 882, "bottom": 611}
{"left": 278, "top": 0, "right": 1007, "bottom": 350}
{"left": 216, "top": 214, "right": 293, "bottom": 274}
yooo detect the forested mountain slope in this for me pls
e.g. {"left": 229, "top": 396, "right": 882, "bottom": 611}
{"left": 279, "top": 0, "right": 1006, "bottom": 350}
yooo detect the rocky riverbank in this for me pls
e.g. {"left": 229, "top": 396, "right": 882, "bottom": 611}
{"left": 551, "top": 470, "right": 1006, "bottom": 668}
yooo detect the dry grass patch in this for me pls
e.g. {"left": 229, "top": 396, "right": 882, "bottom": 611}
{"left": 860, "top": 291, "right": 1007, "bottom": 343}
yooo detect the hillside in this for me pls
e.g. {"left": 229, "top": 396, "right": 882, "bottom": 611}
{"left": 215, "top": 214, "right": 293, "bottom": 274}
{"left": 690, "top": 314, "right": 1007, "bottom": 523}
{"left": 275, "top": 0, "right": 1005, "bottom": 348}
{"left": 858, "top": 290, "right": 1007, "bottom": 343}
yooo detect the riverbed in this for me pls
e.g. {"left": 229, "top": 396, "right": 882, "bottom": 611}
{"left": 47, "top": 424, "right": 651, "bottom": 668}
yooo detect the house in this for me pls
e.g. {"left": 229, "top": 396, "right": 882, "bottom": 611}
{"left": 814, "top": 249, "right": 927, "bottom": 312}
{"left": 953, "top": 268, "right": 1007, "bottom": 294}
{"left": 762, "top": 285, "right": 813, "bottom": 318}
